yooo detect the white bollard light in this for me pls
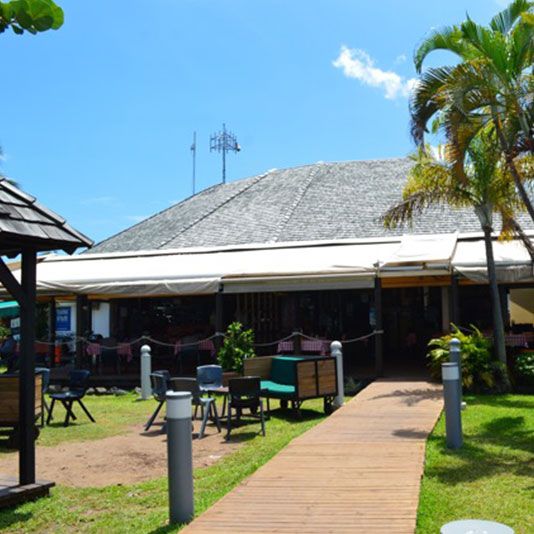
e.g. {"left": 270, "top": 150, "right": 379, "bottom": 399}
{"left": 140, "top": 344, "right": 152, "bottom": 400}
{"left": 331, "top": 340, "right": 344, "bottom": 408}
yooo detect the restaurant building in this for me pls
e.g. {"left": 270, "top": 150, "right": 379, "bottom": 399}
{"left": 11, "top": 158, "right": 534, "bottom": 378}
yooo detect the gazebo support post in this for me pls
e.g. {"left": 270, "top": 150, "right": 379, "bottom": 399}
{"left": 19, "top": 248, "right": 37, "bottom": 485}
{"left": 374, "top": 277, "right": 383, "bottom": 377}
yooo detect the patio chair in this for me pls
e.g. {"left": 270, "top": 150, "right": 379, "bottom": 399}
{"left": 144, "top": 370, "right": 171, "bottom": 431}
{"left": 47, "top": 369, "right": 95, "bottom": 427}
{"left": 35, "top": 367, "right": 51, "bottom": 427}
{"left": 197, "top": 365, "right": 223, "bottom": 392}
{"left": 226, "top": 376, "right": 266, "bottom": 441}
{"left": 170, "top": 377, "right": 221, "bottom": 439}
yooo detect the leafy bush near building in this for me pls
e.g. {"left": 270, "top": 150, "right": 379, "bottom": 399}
{"left": 513, "top": 352, "right": 534, "bottom": 386}
{"left": 217, "top": 321, "right": 255, "bottom": 373}
{"left": 427, "top": 325, "right": 505, "bottom": 392}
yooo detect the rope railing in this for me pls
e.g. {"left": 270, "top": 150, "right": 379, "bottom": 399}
{"left": 33, "top": 329, "right": 381, "bottom": 352}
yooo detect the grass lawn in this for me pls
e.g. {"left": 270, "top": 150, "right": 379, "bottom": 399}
{"left": 0, "top": 394, "right": 327, "bottom": 533}
{"left": 417, "top": 394, "right": 534, "bottom": 534}
{"left": 31, "top": 391, "right": 151, "bottom": 447}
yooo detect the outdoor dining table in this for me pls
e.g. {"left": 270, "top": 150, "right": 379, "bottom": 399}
{"left": 504, "top": 333, "right": 532, "bottom": 348}
{"left": 174, "top": 339, "right": 216, "bottom": 357}
{"left": 276, "top": 339, "right": 330, "bottom": 355}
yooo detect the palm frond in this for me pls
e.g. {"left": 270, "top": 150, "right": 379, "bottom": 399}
{"left": 413, "top": 25, "right": 473, "bottom": 73}
{"left": 489, "top": 0, "right": 533, "bottom": 34}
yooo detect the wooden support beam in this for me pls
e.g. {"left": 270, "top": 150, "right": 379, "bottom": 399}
{"left": 48, "top": 298, "right": 56, "bottom": 367}
{"left": 0, "top": 257, "right": 25, "bottom": 305}
{"left": 19, "top": 249, "right": 37, "bottom": 485}
{"left": 374, "top": 277, "right": 383, "bottom": 377}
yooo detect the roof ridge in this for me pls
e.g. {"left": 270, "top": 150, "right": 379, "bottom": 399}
{"left": 271, "top": 164, "right": 325, "bottom": 243}
{"left": 156, "top": 170, "right": 273, "bottom": 249}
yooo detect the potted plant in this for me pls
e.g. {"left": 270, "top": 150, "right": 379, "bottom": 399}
{"left": 217, "top": 322, "right": 255, "bottom": 384}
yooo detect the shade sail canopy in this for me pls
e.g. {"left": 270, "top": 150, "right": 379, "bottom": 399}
{"left": 0, "top": 300, "right": 19, "bottom": 318}
{"left": 452, "top": 238, "right": 534, "bottom": 283}
{"left": 9, "top": 240, "right": 401, "bottom": 297}
{"left": 381, "top": 233, "right": 458, "bottom": 268}
{"left": 6, "top": 234, "right": 534, "bottom": 297}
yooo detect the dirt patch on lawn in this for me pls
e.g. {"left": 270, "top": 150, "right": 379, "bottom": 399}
{"left": 0, "top": 421, "right": 240, "bottom": 487}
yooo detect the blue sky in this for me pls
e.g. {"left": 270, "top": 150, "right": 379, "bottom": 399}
{"left": 1, "top": 0, "right": 506, "bottom": 244}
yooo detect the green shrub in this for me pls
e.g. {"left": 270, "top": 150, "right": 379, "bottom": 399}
{"left": 217, "top": 321, "right": 255, "bottom": 373}
{"left": 514, "top": 352, "right": 534, "bottom": 385}
{"left": 427, "top": 324, "right": 504, "bottom": 391}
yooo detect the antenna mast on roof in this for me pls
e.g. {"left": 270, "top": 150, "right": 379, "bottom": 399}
{"left": 190, "top": 131, "right": 197, "bottom": 195}
{"left": 210, "top": 123, "right": 241, "bottom": 184}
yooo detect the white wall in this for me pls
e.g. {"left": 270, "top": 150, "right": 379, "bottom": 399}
{"left": 91, "top": 302, "right": 110, "bottom": 337}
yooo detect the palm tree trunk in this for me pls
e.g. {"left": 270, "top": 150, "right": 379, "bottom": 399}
{"left": 482, "top": 225, "right": 508, "bottom": 378}
{"left": 492, "top": 110, "right": 534, "bottom": 223}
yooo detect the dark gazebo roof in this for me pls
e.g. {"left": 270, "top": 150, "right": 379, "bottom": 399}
{"left": 0, "top": 177, "right": 91, "bottom": 504}
{"left": 0, "top": 178, "right": 92, "bottom": 255}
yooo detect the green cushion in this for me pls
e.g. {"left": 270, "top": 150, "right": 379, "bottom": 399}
{"left": 260, "top": 380, "right": 295, "bottom": 398}
{"left": 270, "top": 356, "right": 300, "bottom": 385}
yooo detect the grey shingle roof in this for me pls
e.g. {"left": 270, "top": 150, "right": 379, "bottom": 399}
{"left": 0, "top": 178, "right": 93, "bottom": 255}
{"left": 89, "top": 158, "right": 534, "bottom": 254}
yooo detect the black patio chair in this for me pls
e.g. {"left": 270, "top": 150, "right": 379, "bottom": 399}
{"left": 144, "top": 370, "right": 171, "bottom": 431}
{"left": 47, "top": 369, "right": 95, "bottom": 427}
{"left": 170, "top": 377, "right": 221, "bottom": 439}
{"left": 226, "top": 376, "right": 266, "bottom": 441}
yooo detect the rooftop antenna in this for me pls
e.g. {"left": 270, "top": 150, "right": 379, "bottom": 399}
{"left": 190, "top": 131, "right": 197, "bottom": 195}
{"left": 210, "top": 123, "right": 241, "bottom": 184}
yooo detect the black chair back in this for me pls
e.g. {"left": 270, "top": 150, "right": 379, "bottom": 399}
{"left": 169, "top": 377, "right": 201, "bottom": 404}
{"left": 150, "top": 371, "right": 170, "bottom": 402}
{"left": 229, "top": 376, "right": 261, "bottom": 409}
{"left": 69, "top": 369, "right": 91, "bottom": 394}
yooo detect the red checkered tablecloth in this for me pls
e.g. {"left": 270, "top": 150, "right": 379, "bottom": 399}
{"left": 175, "top": 339, "right": 216, "bottom": 358}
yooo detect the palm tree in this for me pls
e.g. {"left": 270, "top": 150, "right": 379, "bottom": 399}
{"left": 382, "top": 132, "right": 520, "bottom": 377}
{"left": 410, "top": 0, "right": 534, "bottom": 222}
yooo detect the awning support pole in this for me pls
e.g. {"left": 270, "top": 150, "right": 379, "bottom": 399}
{"left": 374, "top": 276, "right": 383, "bottom": 377}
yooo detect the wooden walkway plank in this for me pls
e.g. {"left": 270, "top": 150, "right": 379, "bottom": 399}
{"left": 182, "top": 379, "right": 443, "bottom": 534}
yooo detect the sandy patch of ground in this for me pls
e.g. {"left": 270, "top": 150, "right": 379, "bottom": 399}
{"left": 0, "top": 421, "right": 240, "bottom": 487}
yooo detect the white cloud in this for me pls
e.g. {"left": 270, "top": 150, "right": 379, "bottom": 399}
{"left": 333, "top": 46, "right": 417, "bottom": 100}
{"left": 395, "top": 53, "right": 407, "bottom": 64}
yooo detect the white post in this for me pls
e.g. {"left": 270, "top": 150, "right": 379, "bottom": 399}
{"left": 331, "top": 340, "right": 344, "bottom": 408}
{"left": 140, "top": 344, "right": 152, "bottom": 400}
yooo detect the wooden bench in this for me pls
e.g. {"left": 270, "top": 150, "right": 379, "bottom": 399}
{"left": 0, "top": 375, "right": 42, "bottom": 449}
{"left": 243, "top": 355, "right": 338, "bottom": 415}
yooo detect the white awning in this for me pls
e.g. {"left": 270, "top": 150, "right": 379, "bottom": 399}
{"left": 8, "top": 241, "right": 399, "bottom": 297}
{"left": 452, "top": 239, "right": 534, "bottom": 283}
{"left": 381, "top": 233, "right": 458, "bottom": 269}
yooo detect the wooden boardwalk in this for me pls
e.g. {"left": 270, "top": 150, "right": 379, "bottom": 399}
{"left": 183, "top": 379, "right": 443, "bottom": 534}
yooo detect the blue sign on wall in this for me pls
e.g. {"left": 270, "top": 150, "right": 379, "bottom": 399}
{"left": 56, "top": 307, "right": 72, "bottom": 332}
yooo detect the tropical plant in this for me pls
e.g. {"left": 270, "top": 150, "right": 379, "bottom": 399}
{"left": 0, "top": 0, "right": 63, "bottom": 35}
{"left": 427, "top": 325, "right": 505, "bottom": 391}
{"left": 382, "top": 130, "right": 521, "bottom": 375}
{"left": 217, "top": 321, "right": 255, "bottom": 373}
{"left": 514, "top": 351, "right": 534, "bottom": 384}
{"left": 411, "top": 0, "right": 534, "bottom": 223}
